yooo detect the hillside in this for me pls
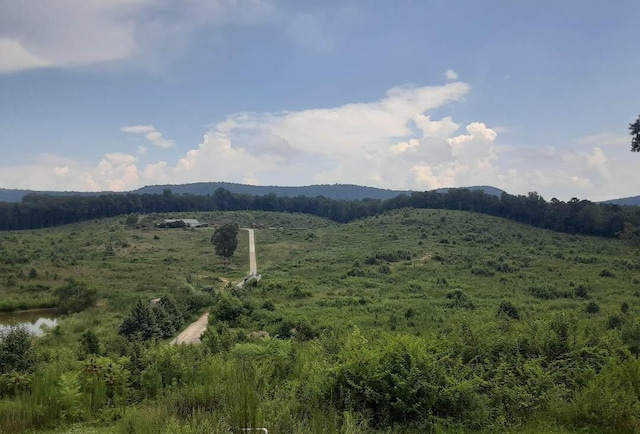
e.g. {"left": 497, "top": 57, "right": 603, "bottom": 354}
{"left": 0, "top": 182, "right": 506, "bottom": 203}
{"left": 1, "top": 209, "right": 639, "bottom": 433}
{"left": 601, "top": 194, "right": 640, "bottom": 206}
{"left": 134, "top": 182, "right": 413, "bottom": 200}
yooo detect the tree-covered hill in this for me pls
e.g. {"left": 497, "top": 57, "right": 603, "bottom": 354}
{"left": 1, "top": 187, "right": 640, "bottom": 241}
{"left": 0, "top": 183, "right": 506, "bottom": 203}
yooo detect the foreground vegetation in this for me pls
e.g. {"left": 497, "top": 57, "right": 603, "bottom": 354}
{"left": 1, "top": 209, "right": 640, "bottom": 433}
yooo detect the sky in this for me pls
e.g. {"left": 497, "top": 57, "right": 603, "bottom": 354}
{"left": 0, "top": 0, "right": 639, "bottom": 201}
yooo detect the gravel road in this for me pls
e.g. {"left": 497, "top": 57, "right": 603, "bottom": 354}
{"left": 170, "top": 312, "right": 209, "bottom": 345}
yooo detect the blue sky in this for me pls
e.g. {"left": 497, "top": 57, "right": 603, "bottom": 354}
{"left": 0, "top": 0, "right": 638, "bottom": 201}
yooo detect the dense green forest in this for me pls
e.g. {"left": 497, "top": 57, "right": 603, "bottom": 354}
{"left": 1, "top": 209, "right": 640, "bottom": 433}
{"left": 1, "top": 188, "right": 639, "bottom": 239}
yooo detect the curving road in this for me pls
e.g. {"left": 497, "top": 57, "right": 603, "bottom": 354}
{"left": 170, "top": 312, "right": 209, "bottom": 345}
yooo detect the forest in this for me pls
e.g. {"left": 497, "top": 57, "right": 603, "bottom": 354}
{"left": 1, "top": 188, "right": 639, "bottom": 240}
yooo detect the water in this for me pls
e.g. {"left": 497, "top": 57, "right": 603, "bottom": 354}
{"left": 0, "top": 309, "right": 60, "bottom": 336}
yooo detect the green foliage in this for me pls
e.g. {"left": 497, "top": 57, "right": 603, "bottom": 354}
{"left": 630, "top": 114, "right": 640, "bottom": 152}
{"left": 497, "top": 301, "right": 520, "bottom": 320}
{"left": 80, "top": 330, "right": 101, "bottom": 357}
{"left": 54, "top": 278, "right": 98, "bottom": 313}
{"left": 335, "top": 332, "right": 487, "bottom": 428}
{"left": 446, "top": 289, "right": 475, "bottom": 309}
{"left": 556, "top": 357, "right": 640, "bottom": 431}
{"left": 211, "top": 223, "right": 239, "bottom": 259}
{"left": 201, "top": 323, "right": 236, "bottom": 355}
{"left": 585, "top": 301, "right": 600, "bottom": 314}
{"left": 1, "top": 209, "right": 640, "bottom": 432}
{"left": 0, "top": 325, "right": 35, "bottom": 375}
{"left": 119, "top": 299, "right": 161, "bottom": 342}
{"left": 58, "top": 372, "right": 84, "bottom": 421}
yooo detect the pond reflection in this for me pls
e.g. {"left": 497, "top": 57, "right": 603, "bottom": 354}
{"left": 0, "top": 309, "right": 60, "bottom": 336}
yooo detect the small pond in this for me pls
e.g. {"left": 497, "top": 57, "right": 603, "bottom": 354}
{"left": 0, "top": 309, "right": 60, "bottom": 336}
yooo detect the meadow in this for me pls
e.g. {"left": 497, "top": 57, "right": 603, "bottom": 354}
{"left": 0, "top": 208, "right": 639, "bottom": 433}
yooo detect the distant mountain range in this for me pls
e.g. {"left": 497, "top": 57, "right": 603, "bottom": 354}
{"left": 600, "top": 195, "right": 640, "bottom": 206}
{"left": 0, "top": 183, "right": 507, "bottom": 203}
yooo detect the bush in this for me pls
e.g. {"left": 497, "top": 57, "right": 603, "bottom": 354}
{"left": 607, "top": 314, "right": 625, "bottom": 330}
{"left": 574, "top": 285, "right": 590, "bottom": 299}
{"left": 599, "top": 269, "right": 615, "bottom": 278}
{"left": 54, "top": 278, "right": 97, "bottom": 313}
{"left": 497, "top": 301, "right": 520, "bottom": 319}
{"left": 446, "top": 290, "right": 475, "bottom": 310}
{"left": 335, "top": 332, "right": 487, "bottom": 428}
{"left": 585, "top": 301, "right": 600, "bottom": 314}
{"left": 0, "top": 326, "right": 35, "bottom": 375}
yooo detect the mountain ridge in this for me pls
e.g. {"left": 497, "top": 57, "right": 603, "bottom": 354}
{"left": 0, "top": 183, "right": 505, "bottom": 203}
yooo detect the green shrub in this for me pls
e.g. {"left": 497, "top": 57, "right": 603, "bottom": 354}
{"left": 446, "top": 290, "right": 475, "bottom": 310}
{"left": 607, "top": 314, "right": 625, "bottom": 330}
{"left": 585, "top": 301, "right": 600, "bottom": 314}
{"left": 0, "top": 326, "right": 36, "bottom": 375}
{"left": 497, "top": 301, "right": 520, "bottom": 319}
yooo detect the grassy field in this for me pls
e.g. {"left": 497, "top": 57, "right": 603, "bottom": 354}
{"left": 1, "top": 209, "right": 639, "bottom": 433}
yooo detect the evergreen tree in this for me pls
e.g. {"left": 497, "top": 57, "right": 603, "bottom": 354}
{"left": 160, "top": 295, "right": 184, "bottom": 331}
{"left": 152, "top": 303, "right": 175, "bottom": 338}
{"left": 119, "top": 299, "right": 161, "bottom": 342}
{"left": 0, "top": 326, "right": 35, "bottom": 374}
{"left": 79, "top": 329, "right": 100, "bottom": 356}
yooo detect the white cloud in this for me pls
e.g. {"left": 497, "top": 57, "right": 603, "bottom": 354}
{"left": 444, "top": 69, "right": 459, "bottom": 81}
{"left": 0, "top": 0, "right": 329, "bottom": 74}
{"left": 3, "top": 80, "right": 640, "bottom": 202}
{"left": 122, "top": 125, "right": 174, "bottom": 148}
{"left": 0, "top": 38, "right": 49, "bottom": 73}
{"left": 122, "top": 125, "right": 155, "bottom": 134}
{"left": 575, "top": 132, "right": 629, "bottom": 147}
{"left": 53, "top": 166, "right": 69, "bottom": 176}
{"left": 0, "top": 0, "right": 149, "bottom": 73}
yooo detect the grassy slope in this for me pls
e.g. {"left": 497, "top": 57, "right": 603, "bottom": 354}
{"left": 1, "top": 208, "right": 639, "bottom": 433}
{"left": 252, "top": 208, "right": 639, "bottom": 338}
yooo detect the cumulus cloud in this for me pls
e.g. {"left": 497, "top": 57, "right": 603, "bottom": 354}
{"left": 122, "top": 125, "right": 174, "bottom": 148}
{"left": 444, "top": 69, "right": 459, "bottom": 81}
{"left": 3, "top": 81, "right": 640, "bottom": 201}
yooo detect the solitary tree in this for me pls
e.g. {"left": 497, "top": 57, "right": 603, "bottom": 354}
{"left": 54, "top": 278, "right": 98, "bottom": 313}
{"left": 211, "top": 223, "right": 239, "bottom": 261}
{"left": 631, "top": 115, "right": 640, "bottom": 152}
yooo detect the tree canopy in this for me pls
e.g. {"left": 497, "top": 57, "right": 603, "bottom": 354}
{"left": 211, "top": 223, "right": 239, "bottom": 259}
{"left": 631, "top": 115, "right": 640, "bottom": 152}
{"left": 54, "top": 278, "right": 98, "bottom": 313}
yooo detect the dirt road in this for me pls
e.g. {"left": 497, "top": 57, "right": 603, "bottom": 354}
{"left": 170, "top": 312, "right": 209, "bottom": 345}
{"left": 171, "top": 229, "right": 257, "bottom": 344}
{"left": 247, "top": 228, "right": 257, "bottom": 275}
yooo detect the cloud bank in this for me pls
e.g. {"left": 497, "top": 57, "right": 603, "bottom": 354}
{"left": 0, "top": 0, "right": 341, "bottom": 73}
{"left": 0, "top": 80, "right": 636, "bottom": 201}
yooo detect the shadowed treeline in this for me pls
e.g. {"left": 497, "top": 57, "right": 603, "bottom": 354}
{"left": 1, "top": 188, "right": 639, "bottom": 238}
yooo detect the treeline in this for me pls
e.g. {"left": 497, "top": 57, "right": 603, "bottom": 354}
{"left": 1, "top": 187, "right": 639, "bottom": 238}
